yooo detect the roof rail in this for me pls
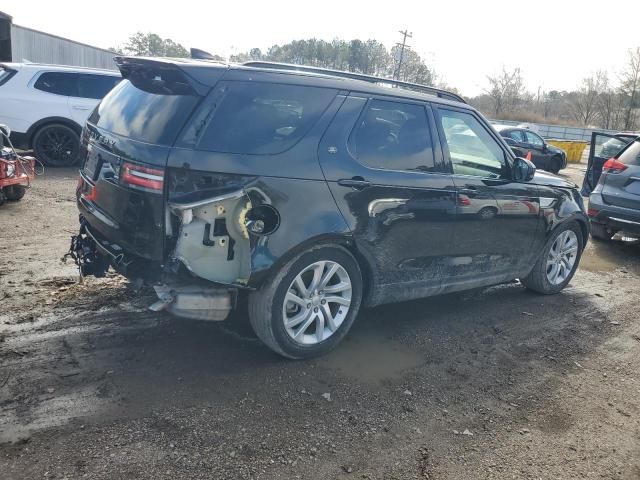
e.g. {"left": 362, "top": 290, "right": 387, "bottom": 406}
{"left": 243, "top": 61, "right": 465, "bottom": 104}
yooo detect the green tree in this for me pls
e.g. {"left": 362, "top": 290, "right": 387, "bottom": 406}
{"left": 123, "top": 32, "right": 189, "bottom": 58}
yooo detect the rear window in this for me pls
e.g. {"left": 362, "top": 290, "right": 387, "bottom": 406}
{"left": 88, "top": 79, "right": 200, "bottom": 146}
{"left": 190, "top": 82, "right": 337, "bottom": 155}
{"left": 617, "top": 140, "right": 640, "bottom": 166}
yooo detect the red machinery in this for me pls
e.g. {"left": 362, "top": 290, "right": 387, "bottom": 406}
{"left": 0, "top": 124, "right": 36, "bottom": 205}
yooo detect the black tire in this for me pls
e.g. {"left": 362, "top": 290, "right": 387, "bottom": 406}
{"left": 248, "top": 245, "right": 363, "bottom": 359}
{"left": 521, "top": 221, "right": 584, "bottom": 295}
{"left": 590, "top": 222, "right": 615, "bottom": 241}
{"left": 548, "top": 155, "right": 562, "bottom": 174}
{"left": 32, "top": 123, "right": 80, "bottom": 167}
{"left": 5, "top": 185, "right": 26, "bottom": 201}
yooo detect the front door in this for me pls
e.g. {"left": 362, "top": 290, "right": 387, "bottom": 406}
{"left": 434, "top": 107, "right": 541, "bottom": 283}
{"left": 319, "top": 95, "right": 457, "bottom": 305}
{"left": 523, "top": 130, "right": 550, "bottom": 169}
{"left": 581, "top": 132, "right": 633, "bottom": 196}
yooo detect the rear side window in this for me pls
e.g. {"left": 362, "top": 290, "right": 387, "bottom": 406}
{"left": 88, "top": 79, "right": 200, "bottom": 146}
{"left": 76, "top": 74, "right": 121, "bottom": 99}
{"left": 34, "top": 72, "right": 78, "bottom": 96}
{"left": 507, "top": 130, "right": 524, "bottom": 142}
{"left": 617, "top": 140, "right": 640, "bottom": 166}
{"left": 194, "top": 82, "right": 337, "bottom": 155}
{"left": 351, "top": 99, "right": 435, "bottom": 172}
{"left": 0, "top": 66, "right": 16, "bottom": 86}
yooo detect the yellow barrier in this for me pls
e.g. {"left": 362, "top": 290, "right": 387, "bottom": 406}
{"left": 546, "top": 140, "right": 589, "bottom": 163}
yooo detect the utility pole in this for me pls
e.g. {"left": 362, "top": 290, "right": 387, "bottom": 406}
{"left": 394, "top": 29, "right": 412, "bottom": 80}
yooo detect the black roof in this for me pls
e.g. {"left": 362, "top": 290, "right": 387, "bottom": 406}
{"left": 114, "top": 56, "right": 470, "bottom": 110}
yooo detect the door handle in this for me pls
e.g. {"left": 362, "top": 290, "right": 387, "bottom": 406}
{"left": 338, "top": 177, "right": 371, "bottom": 190}
{"left": 72, "top": 105, "right": 91, "bottom": 110}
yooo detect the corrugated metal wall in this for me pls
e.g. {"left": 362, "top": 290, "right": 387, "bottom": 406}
{"left": 10, "top": 25, "right": 117, "bottom": 70}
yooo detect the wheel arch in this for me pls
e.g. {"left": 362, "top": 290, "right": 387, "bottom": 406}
{"left": 247, "top": 232, "right": 376, "bottom": 304}
{"left": 26, "top": 116, "right": 82, "bottom": 147}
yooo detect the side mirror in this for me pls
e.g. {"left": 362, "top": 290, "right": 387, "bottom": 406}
{"left": 513, "top": 157, "right": 536, "bottom": 182}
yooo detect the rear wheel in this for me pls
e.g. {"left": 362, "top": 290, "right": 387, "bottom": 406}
{"left": 590, "top": 222, "right": 616, "bottom": 241}
{"left": 248, "top": 245, "right": 363, "bottom": 359}
{"left": 5, "top": 185, "right": 26, "bottom": 201}
{"left": 521, "top": 222, "right": 583, "bottom": 294}
{"left": 33, "top": 124, "right": 80, "bottom": 167}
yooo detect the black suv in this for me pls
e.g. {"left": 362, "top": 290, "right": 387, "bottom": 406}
{"left": 71, "top": 57, "right": 589, "bottom": 358}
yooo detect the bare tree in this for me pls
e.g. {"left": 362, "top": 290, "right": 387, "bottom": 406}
{"left": 485, "top": 67, "right": 525, "bottom": 116}
{"left": 620, "top": 47, "right": 640, "bottom": 130}
{"left": 570, "top": 73, "right": 606, "bottom": 126}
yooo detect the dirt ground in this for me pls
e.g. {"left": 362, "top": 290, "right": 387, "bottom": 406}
{"left": 1, "top": 164, "right": 639, "bottom": 479}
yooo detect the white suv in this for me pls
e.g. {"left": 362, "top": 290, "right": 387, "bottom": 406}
{"left": 0, "top": 63, "right": 120, "bottom": 166}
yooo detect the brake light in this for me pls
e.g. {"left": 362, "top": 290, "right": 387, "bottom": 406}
{"left": 587, "top": 208, "right": 599, "bottom": 217}
{"left": 121, "top": 162, "right": 164, "bottom": 191}
{"left": 78, "top": 176, "right": 97, "bottom": 201}
{"left": 458, "top": 195, "right": 471, "bottom": 206}
{"left": 602, "top": 158, "right": 627, "bottom": 173}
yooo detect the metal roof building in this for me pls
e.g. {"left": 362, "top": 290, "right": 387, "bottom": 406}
{"left": 0, "top": 11, "right": 116, "bottom": 70}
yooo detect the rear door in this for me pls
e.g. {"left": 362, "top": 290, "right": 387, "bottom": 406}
{"left": 581, "top": 132, "right": 632, "bottom": 196}
{"left": 319, "top": 95, "right": 457, "bottom": 303}
{"left": 600, "top": 140, "right": 640, "bottom": 209}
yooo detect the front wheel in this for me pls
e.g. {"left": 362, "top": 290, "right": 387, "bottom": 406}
{"left": 248, "top": 245, "right": 363, "bottom": 359}
{"left": 548, "top": 155, "right": 562, "bottom": 174}
{"left": 521, "top": 222, "right": 583, "bottom": 294}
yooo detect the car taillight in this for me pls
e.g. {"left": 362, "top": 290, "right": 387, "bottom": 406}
{"left": 121, "top": 162, "right": 164, "bottom": 191}
{"left": 602, "top": 158, "right": 627, "bottom": 173}
{"left": 587, "top": 208, "right": 599, "bottom": 217}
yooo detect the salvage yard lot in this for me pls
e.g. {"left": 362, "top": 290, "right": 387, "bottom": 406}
{"left": 1, "top": 165, "right": 640, "bottom": 479}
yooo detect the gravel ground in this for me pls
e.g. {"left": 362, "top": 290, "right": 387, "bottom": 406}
{"left": 1, "top": 164, "right": 639, "bottom": 479}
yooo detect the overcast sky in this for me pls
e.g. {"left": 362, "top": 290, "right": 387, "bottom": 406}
{"left": 3, "top": 0, "right": 638, "bottom": 95}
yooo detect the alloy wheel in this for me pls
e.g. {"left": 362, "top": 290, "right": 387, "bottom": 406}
{"left": 546, "top": 230, "right": 579, "bottom": 285}
{"left": 282, "top": 260, "right": 352, "bottom": 345}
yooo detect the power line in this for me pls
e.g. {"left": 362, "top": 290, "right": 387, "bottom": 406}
{"left": 394, "top": 29, "right": 412, "bottom": 80}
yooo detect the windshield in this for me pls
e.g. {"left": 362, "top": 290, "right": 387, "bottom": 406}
{"left": 88, "top": 79, "right": 200, "bottom": 146}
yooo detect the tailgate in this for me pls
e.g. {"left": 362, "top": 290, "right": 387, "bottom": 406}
{"left": 77, "top": 60, "right": 210, "bottom": 261}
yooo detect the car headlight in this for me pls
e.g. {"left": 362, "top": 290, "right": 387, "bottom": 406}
{"left": 5, "top": 163, "right": 15, "bottom": 177}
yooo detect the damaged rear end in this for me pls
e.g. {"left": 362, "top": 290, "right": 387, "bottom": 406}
{"left": 71, "top": 57, "right": 254, "bottom": 320}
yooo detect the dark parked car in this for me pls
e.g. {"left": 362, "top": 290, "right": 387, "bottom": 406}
{"left": 586, "top": 133, "right": 640, "bottom": 240}
{"left": 494, "top": 125, "right": 567, "bottom": 174}
{"left": 70, "top": 57, "right": 589, "bottom": 358}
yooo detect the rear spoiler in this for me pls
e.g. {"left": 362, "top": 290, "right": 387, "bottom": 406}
{"left": 114, "top": 56, "right": 214, "bottom": 96}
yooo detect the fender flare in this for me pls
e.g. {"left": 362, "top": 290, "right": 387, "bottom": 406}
{"left": 26, "top": 117, "right": 83, "bottom": 147}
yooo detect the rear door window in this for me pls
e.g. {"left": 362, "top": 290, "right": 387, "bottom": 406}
{"left": 507, "top": 130, "right": 524, "bottom": 142}
{"left": 76, "top": 74, "right": 121, "bottom": 99}
{"left": 34, "top": 72, "right": 78, "bottom": 96}
{"left": 350, "top": 99, "right": 435, "bottom": 172}
{"left": 192, "top": 82, "right": 337, "bottom": 155}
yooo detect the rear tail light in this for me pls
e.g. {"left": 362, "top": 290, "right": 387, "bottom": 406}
{"left": 602, "top": 158, "right": 627, "bottom": 173}
{"left": 78, "top": 176, "right": 97, "bottom": 201}
{"left": 457, "top": 195, "right": 471, "bottom": 206}
{"left": 587, "top": 208, "right": 599, "bottom": 217}
{"left": 121, "top": 162, "right": 164, "bottom": 191}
